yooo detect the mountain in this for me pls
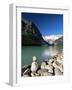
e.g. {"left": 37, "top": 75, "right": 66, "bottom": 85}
{"left": 22, "top": 19, "right": 47, "bottom": 46}
{"left": 43, "top": 35, "right": 63, "bottom": 45}
{"left": 54, "top": 36, "right": 63, "bottom": 45}
{"left": 43, "top": 35, "right": 62, "bottom": 41}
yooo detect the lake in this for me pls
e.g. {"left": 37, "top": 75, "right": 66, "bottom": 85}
{"left": 21, "top": 45, "right": 63, "bottom": 66}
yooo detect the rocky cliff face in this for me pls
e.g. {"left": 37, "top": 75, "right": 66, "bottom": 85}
{"left": 22, "top": 19, "right": 47, "bottom": 46}
{"left": 54, "top": 36, "right": 63, "bottom": 45}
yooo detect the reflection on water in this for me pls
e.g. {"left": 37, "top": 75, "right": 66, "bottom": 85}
{"left": 22, "top": 45, "right": 63, "bottom": 66}
{"left": 42, "top": 46, "right": 58, "bottom": 58}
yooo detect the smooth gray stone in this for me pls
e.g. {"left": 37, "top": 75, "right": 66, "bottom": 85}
{"left": 23, "top": 68, "right": 30, "bottom": 74}
{"left": 23, "top": 74, "right": 29, "bottom": 77}
{"left": 54, "top": 68, "right": 63, "bottom": 75}
{"left": 41, "top": 62, "right": 46, "bottom": 70}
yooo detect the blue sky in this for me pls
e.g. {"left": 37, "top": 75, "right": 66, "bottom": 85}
{"left": 22, "top": 12, "right": 63, "bottom": 36}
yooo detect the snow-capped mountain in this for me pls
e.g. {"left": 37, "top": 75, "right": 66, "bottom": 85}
{"left": 43, "top": 35, "right": 62, "bottom": 41}
{"left": 43, "top": 35, "right": 63, "bottom": 45}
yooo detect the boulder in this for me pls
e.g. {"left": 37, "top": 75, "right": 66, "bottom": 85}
{"left": 47, "top": 72, "right": 53, "bottom": 76}
{"left": 37, "top": 69, "right": 42, "bottom": 75}
{"left": 37, "top": 69, "right": 53, "bottom": 76}
{"left": 58, "top": 64, "right": 63, "bottom": 72}
{"left": 31, "top": 72, "right": 39, "bottom": 77}
{"left": 41, "top": 62, "right": 46, "bottom": 70}
{"left": 23, "top": 74, "right": 29, "bottom": 77}
{"left": 41, "top": 72, "right": 48, "bottom": 76}
{"left": 57, "top": 57, "right": 63, "bottom": 64}
{"left": 53, "top": 60, "right": 63, "bottom": 73}
{"left": 23, "top": 68, "right": 31, "bottom": 75}
{"left": 54, "top": 68, "right": 63, "bottom": 75}
{"left": 31, "top": 73, "right": 35, "bottom": 77}
{"left": 48, "top": 59, "right": 54, "bottom": 64}
{"left": 21, "top": 65, "right": 31, "bottom": 76}
{"left": 31, "top": 61, "right": 38, "bottom": 72}
{"left": 45, "top": 65, "right": 53, "bottom": 73}
{"left": 41, "top": 70, "right": 53, "bottom": 76}
{"left": 37, "top": 69, "right": 47, "bottom": 76}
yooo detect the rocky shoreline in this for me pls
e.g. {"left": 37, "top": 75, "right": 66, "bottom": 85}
{"left": 21, "top": 53, "right": 63, "bottom": 77}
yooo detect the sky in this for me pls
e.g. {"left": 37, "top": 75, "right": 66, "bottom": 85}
{"left": 22, "top": 12, "right": 63, "bottom": 36}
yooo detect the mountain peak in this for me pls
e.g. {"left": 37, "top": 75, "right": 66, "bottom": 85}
{"left": 43, "top": 34, "right": 63, "bottom": 41}
{"left": 43, "top": 35, "right": 63, "bottom": 45}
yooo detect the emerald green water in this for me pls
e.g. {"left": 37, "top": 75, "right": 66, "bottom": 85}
{"left": 21, "top": 45, "right": 63, "bottom": 66}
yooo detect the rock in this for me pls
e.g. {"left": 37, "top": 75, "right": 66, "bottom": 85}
{"left": 45, "top": 65, "right": 51, "bottom": 70}
{"left": 53, "top": 61, "right": 59, "bottom": 68}
{"left": 55, "top": 61, "right": 61, "bottom": 66}
{"left": 31, "top": 61, "right": 38, "bottom": 72}
{"left": 47, "top": 72, "right": 53, "bottom": 76}
{"left": 34, "top": 73, "right": 40, "bottom": 76}
{"left": 58, "top": 64, "right": 63, "bottom": 72}
{"left": 45, "top": 65, "right": 53, "bottom": 73}
{"left": 23, "top": 68, "right": 31, "bottom": 75}
{"left": 21, "top": 65, "right": 31, "bottom": 76}
{"left": 54, "top": 68, "right": 63, "bottom": 75}
{"left": 37, "top": 69, "right": 42, "bottom": 75}
{"left": 37, "top": 69, "right": 53, "bottom": 76}
{"left": 37, "top": 69, "right": 47, "bottom": 76}
{"left": 41, "top": 70, "right": 53, "bottom": 76}
{"left": 57, "top": 57, "right": 63, "bottom": 64}
{"left": 31, "top": 72, "right": 39, "bottom": 77}
{"left": 31, "top": 73, "right": 35, "bottom": 77}
{"left": 41, "top": 72, "right": 48, "bottom": 76}
{"left": 22, "top": 53, "right": 63, "bottom": 77}
{"left": 53, "top": 60, "right": 63, "bottom": 73}
{"left": 41, "top": 62, "right": 46, "bottom": 70}
{"left": 47, "top": 58, "right": 55, "bottom": 66}
{"left": 48, "top": 59, "right": 54, "bottom": 64}
{"left": 23, "top": 74, "right": 29, "bottom": 77}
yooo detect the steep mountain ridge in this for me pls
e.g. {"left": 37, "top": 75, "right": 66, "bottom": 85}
{"left": 54, "top": 36, "right": 63, "bottom": 45}
{"left": 22, "top": 19, "right": 47, "bottom": 46}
